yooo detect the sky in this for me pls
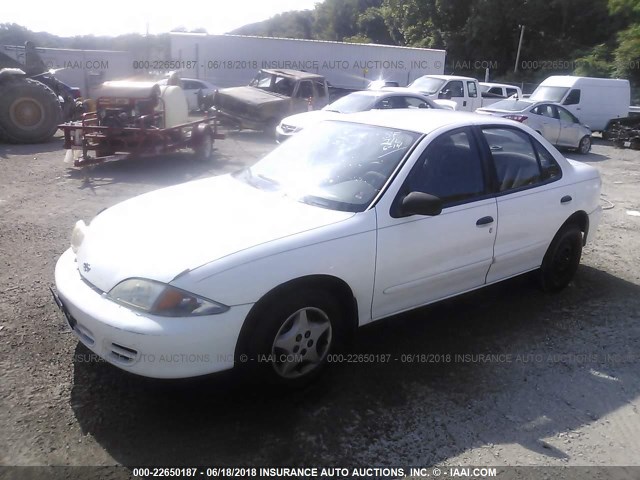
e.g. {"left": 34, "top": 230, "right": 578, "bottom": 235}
{"left": 3, "top": 0, "right": 321, "bottom": 37}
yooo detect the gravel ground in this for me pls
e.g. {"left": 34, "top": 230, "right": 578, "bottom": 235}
{"left": 1, "top": 130, "right": 639, "bottom": 477}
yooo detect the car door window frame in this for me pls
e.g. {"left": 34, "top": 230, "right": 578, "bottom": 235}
{"left": 390, "top": 126, "right": 493, "bottom": 217}
{"left": 475, "top": 124, "right": 563, "bottom": 196}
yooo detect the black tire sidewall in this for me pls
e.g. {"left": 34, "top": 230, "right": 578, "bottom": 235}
{"left": 0, "top": 78, "right": 62, "bottom": 143}
{"left": 238, "top": 288, "right": 344, "bottom": 387}
{"left": 579, "top": 136, "right": 591, "bottom": 154}
{"left": 540, "top": 225, "right": 583, "bottom": 293}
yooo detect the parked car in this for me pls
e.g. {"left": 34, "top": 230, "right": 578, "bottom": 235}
{"left": 53, "top": 110, "right": 602, "bottom": 386}
{"left": 479, "top": 82, "right": 523, "bottom": 99}
{"left": 276, "top": 88, "right": 445, "bottom": 141}
{"left": 476, "top": 99, "right": 593, "bottom": 153}
{"left": 157, "top": 77, "right": 218, "bottom": 112}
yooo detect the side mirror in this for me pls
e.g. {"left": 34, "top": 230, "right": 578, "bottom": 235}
{"left": 439, "top": 90, "right": 452, "bottom": 100}
{"left": 399, "top": 192, "right": 443, "bottom": 217}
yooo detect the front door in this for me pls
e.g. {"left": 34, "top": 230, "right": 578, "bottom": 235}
{"left": 373, "top": 127, "right": 497, "bottom": 319}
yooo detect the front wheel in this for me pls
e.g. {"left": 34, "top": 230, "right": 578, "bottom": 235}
{"left": 577, "top": 135, "right": 591, "bottom": 154}
{"left": 538, "top": 224, "right": 583, "bottom": 293}
{"left": 238, "top": 289, "right": 343, "bottom": 387}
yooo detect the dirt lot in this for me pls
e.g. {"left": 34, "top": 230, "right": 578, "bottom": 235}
{"left": 1, "top": 129, "right": 639, "bottom": 476}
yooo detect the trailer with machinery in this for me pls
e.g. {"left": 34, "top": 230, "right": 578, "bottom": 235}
{"left": 59, "top": 80, "right": 224, "bottom": 167}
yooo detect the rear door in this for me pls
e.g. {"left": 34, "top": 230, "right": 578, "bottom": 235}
{"left": 529, "top": 104, "right": 561, "bottom": 144}
{"left": 479, "top": 126, "right": 570, "bottom": 283}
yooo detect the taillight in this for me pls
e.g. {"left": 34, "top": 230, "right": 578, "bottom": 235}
{"left": 503, "top": 115, "right": 528, "bottom": 122}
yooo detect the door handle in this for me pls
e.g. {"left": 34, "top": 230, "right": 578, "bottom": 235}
{"left": 476, "top": 216, "right": 494, "bottom": 226}
{"left": 561, "top": 195, "right": 572, "bottom": 204}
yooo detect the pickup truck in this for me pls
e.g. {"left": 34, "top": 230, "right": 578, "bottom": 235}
{"left": 212, "top": 69, "right": 331, "bottom": 132}
{"left": 407, "top": 75, "right": 513, "bottom": 111}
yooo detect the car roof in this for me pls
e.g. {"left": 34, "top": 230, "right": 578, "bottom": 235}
{"left": 337, "top": 109, "right": 521, "bottom": 134}
{"left": 346, "top": 88, "right": 428, "bottom": 99}
{"left": 480, "top": 82, "right": 521, "bottom": 89}
{"left": 419, "top": 74, "right": 476, "bottom": 82}
{"left": 261, "top": 69, "right": 324, "bottom": 80}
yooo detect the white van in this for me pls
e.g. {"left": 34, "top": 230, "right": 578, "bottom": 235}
{"left": 529, "top": 76, "right": 630, "bottom": 131}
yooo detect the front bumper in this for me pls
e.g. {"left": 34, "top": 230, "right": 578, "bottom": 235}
{"left": 53, "top": 249, "right": 252, "bottom": 378}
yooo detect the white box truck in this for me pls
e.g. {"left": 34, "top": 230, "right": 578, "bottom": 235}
{"left": 529, "top": 76, "right": 630, "bottom": 132}
{"left": 170, "top": 33, "right": 446, "bottom": 90}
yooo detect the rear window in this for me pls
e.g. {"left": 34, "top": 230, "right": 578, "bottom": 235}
{"left": 488, "top": 100, "right": 533, "bottom": 111}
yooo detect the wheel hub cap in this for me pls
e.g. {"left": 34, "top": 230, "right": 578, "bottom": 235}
{"left": 271, "top": 307, "right": 332, "bottom": 379}
{"left": 10, "top": 97, "right": 44, "bottom": 130}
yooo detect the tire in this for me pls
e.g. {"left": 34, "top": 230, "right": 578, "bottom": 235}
{"left": 538, "top": 224, "right": 583, "bottom": 293}
{"left": 193, "top": 129, "right": 214, "bottom": 161}
{"left": 0, "top": 78, "right": 62, "bottom": 143}
{"left": 238, "top": 289, "right": 344, "bottom": 387}
{"left": 577, "top": 135, "right": 591, "bottom": 154}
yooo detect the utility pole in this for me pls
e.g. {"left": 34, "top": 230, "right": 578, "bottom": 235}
{"left": 514, "top": 24, "right": 525, "bottom": 73}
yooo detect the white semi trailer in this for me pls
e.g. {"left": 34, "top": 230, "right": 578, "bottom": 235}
{"left": 170, "top": 33, "right": 446, "bottom": 89}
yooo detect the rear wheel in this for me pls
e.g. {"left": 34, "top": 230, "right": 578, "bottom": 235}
{"left": 238, "top": 289, "right": 343, "bottom": 387}
{"left": 538, "top": 224, "right": 583, "bottom": 293}
{"left": 0, "top": 78, "right": 62, "bottom": 143}
{"left": 577, "top": 135, "right": 591, "bottom": 154}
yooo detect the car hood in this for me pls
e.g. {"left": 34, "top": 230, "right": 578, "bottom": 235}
{"left": 75, "top": 175, "right": 354, "bottom": 293}
{"left": 216, "top": 86, "right": 287, "bottom": 107}
{"left": 280, "top": 110, "right": 342, "bottom": 129}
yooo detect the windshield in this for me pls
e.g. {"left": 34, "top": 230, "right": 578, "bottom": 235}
{"left": 322, "top": 93, "right": 376, "bottom": 113}
{"left": 486, "top": 100, "right": 533, "bottom": 111}
{"left": 407, "top": 77, "right": 446, "bottom": 94}
{"left": 234, "top": 121, "right": 422, "bottom": 212}
{"left": 249, "top": 71, "right": 295, "bottom": 96}
{"left": 530, "top": 86, "right": 569, "bottom": 102}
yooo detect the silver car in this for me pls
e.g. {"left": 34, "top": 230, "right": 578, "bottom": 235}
{"left": 477, "top": 100, "right": 592, "bottom": 154}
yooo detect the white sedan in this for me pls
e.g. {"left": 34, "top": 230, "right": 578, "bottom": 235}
{"left": 275, "top": 88, "right": 449, "bottom": 142}
{"left": 53, "top": 110, "right": 602, "bottom": 386}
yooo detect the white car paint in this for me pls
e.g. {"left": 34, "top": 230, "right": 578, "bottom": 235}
{"left": 54, "top": 110, "right": 602, "bottom": 379}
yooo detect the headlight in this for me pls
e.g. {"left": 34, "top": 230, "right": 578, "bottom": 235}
{"left": 70, "top": 220, "right": 88, "bottom": 254}
{"left": 108, "top": 278, "right": 229, "bottom": 317}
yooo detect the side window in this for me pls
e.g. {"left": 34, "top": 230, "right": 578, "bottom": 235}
{"left": 405, "top": 129, "right": 485, "bottom": 204}
{"left": 506, "top": 88, "right": 518, "bottom": 97}
{"left": 445, "top": 81, "right": 464, "bottom": 97}
{"left": 183, "top": 80, "right": 197, "bottom": 90}
{"left": 297, "top": 81, "right": 313, "bottom": 98}
{"left": 533, "top": 139, "right": 562, "bottom": 180}
{"left": 467, "top": 81, "right": 478, "bottom": 98}
{"left": 533, "top": 104, "right": 556, "bottom": 119}
{"left": 488, "top": 87, "right": 502, "bottom": 96}
{"left": 314, "top": 80, "right": 327, "bottom": 98}
{"left": 405, "top": 96, "right": 430, "bottom": 109}
{"left": 564, "top": 89, "right": 581, "bottom": 105}
{"left": 482, "top": 127, "right": 542, "bottom": 192}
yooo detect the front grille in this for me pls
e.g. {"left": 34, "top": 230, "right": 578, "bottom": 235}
{"left": 109, "top": 342, "right": 139, "bottom": 364}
